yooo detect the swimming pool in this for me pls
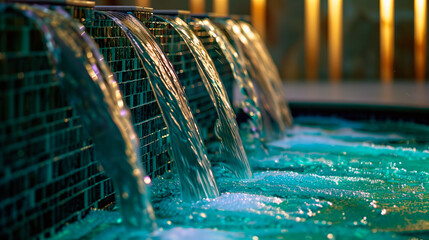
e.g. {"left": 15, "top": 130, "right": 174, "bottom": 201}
{"left": 52, "top": 115, "right": 429, "bottom": 240}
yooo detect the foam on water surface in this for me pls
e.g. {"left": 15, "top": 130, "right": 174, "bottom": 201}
{"left": 53, "top": 117, "right": 429, "bottom": 239}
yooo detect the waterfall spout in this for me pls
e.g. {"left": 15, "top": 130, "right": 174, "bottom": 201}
{"left": 157, "top": 16, "right": 252, "bottom": 179}
{"left": 218, "top": 19, "right": 293, "bottom": 141}
{"left": 100, "top": 11, "right": 219, "bottom": 201}
{"left": 239, "top": 21, "right": 293, "bottom": 128}
{"left": 12, "top": 4, "right": 156, "bottom": 230}
{"left": 194, "top": 18, "right": 265, "bottom": 151}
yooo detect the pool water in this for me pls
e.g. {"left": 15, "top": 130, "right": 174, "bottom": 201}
{"left": 53, "top": 117, "right": 429, "bottom": 240}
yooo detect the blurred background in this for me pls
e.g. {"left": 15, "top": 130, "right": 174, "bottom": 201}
{"left": 95, "top": 0, "right": 428, "bottom": 106}
{"left": 96, "top": 0, "right": 427, "bottom": 83}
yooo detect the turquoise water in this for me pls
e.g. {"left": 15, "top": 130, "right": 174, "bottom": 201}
{"left": 53, "top": 117, "right": 429, "bottom": 239}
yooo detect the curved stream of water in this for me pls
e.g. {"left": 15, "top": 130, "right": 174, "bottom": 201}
{"left": 100, "top": 11, "right": 219, "bottom": 202}
{"left": 12, "top": 4, "right": 156, "bottom": 230}
{"left": 218, "top": 19, "right": 293, "bottom": 141}
{"left": 156, "top": 15, "right": 252, "bottom": 179}
{"left": 238, "top": 21, "right": 293, "bottom": 128}
{"left": 193, "top": 18, "right": 264, "bottom": 150}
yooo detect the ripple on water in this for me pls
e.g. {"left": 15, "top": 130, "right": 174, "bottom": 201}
{"left": 52, "top": 117, "right": 429, "bottom": 239}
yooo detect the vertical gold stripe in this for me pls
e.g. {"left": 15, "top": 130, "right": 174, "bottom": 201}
{"left": 328, "top": 0, "right": 342, "bottom": 81}
{"left": 214, "top": 0, "right": 229, "bottom": 16}
{"left": 251, "top": 0, "right": 267, "bottom": 41}
{"left": 380, "top": 0, "right": 394, "bottom": 82}
{"left": 190, "top": 0, "right": 205, "bottom": 14}
{"left": 305, "top": 0, "right": 320, "bottom": 80}
{"left": 415, "top": 0, "right": 427, "bottom": 81}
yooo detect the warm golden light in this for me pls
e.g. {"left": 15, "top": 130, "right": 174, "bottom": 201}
{"left": 251, "top": 0, "right": 266, "bottom": 41}
{"left": 190, "top": 0, "right": 205, "bottom": 14}
{"left": 328, "top": 0, "right": 342, "bottom": 81}
{"left": 136, "top": 0, "right": 150, "bottom": 7}
{"left": 380, "top": 0, "right": 394, "bottom": 82}
{"left": 214, "top": 0, "right": 229, "bottom": 16}
{"left": 305, "top": 0, "right": 320, "bottom": 80}
{"left": 415, "top": 0, "right": 427, "bottom": 81}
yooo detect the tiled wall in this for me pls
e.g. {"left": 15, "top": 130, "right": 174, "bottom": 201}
{"left": 0, "top": 7, "right": 114, "bottom": 239}
{"left": 150, "top": 14, "right": 235, "bottom": 144}
{"left": 191, "top": 18, "right": 234, "bottom": 104}
{"left": 0, "top": 5, "right": 236, "bottom": 240}
{"left": 85, "top": 10, "right": 172, "bottom": 178}
{"left": 149, "top": 15, "right": 218, "bottom": 142}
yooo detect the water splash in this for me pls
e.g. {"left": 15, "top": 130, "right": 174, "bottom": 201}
{"left": 100, "top": 11, "right": 219, "bottom": 201}
{"left": 193, "top": 18, "right": 264, "bottom": 149}
{"left": 12, "top": 4, "right": 155, "bottom": 230}
{"left": 218, "top": 19, "right": 293, "bottom": 140}
{"left": 156, "top": 16, "right": 252, "bottom": 179}
{"left": 53, "top": 117, "right": 429, "bottom": 239}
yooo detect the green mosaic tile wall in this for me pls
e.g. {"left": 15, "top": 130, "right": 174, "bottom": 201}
{"left": 85, "top": 10, "right": 172, "bottom": 178}
{"left": 190, "top": 18, "right": 234, "bottom": 104}
{"left": 0, "top": 7, "right": 114, "bottom": 240}
{"left": 0, "top": 6, "right": 171, "bottom": 240}
{"left": 149, "top": 15, "right": 224, "bottom": 143}
{"left": 0, "top": 5, "right": 236, "bottom": 240}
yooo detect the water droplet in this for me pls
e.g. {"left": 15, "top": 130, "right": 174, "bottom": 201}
{"left": 122, "top": 192, "right": 129, "bottom": 199}
{"left": 144, "top": 176, "right": 152, "bottom": 184}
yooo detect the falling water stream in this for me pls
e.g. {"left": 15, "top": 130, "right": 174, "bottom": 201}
{"left": 6, "top": 4, "right": 429, "bottom": 240}
{"left": 11, "top": 4, "right": 156, "bottom": 230}
{"left": 156, "top": 16, "right": 252, "bottom": 179}
{"left": 100, "top": 11, "right": 219, "bottom": 202}
{"left": 218, "top": 19, "right": 293, "bottom": 141}
{"left": 53, "top": 117, "right": 429, "bottom": 240}
{"left": 11, "top": 5, "right": 428, "bottom": 240}
{"left": 194, "top": 18, "right": 265, "bottom": 151}
{"left": 238, "top": 21, "right": 293, "bottom": 128}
